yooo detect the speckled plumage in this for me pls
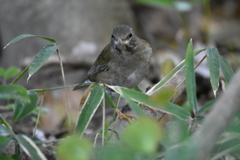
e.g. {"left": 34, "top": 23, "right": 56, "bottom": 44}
{"left": 87, "top": 25, "right": 152, "bottom": 88}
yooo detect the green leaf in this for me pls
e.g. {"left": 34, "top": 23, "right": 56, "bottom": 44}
{"left": 4, "top": 34, "right": 56, "bottom": 49}
{"left": 14, "top": 135, "right": 47, "bottom": 160}
{"left": 56, "top": 135, "right": 92, "bottom": 160}
{"left": 185, "top": 39, "right": 197, "bottom": 115}
{"left": 0, "top": 136, "right": 11, "bottom": 154}
{"left": 4, "top": 67, "right": 20, "bottom": 80}
{"left": 28, "top": 45, "right": 59, "bottom": 80}
{"left": 219, "top": 55, "right": 234, "bottom": 85}
{"left": 0, "top": 85, "right": 29, "bottom": 102}
{"left": 121, "top": 117, "right": 163, "bottom": 155}
{"left": 0, "top": 156, "right": 14, "bottom": 160}
{"left": 4, "top": 34, "right": 36, "bottom": 49}
{"left": 75, "top": 84, "right": 104, "bottom": 135}
{"left": 198, "top": 98, "right": 217, "bottom": 115}
{"left": 207, "top": 48, "right": 220, "bottom": 94}
{"left": 13, "top": 91, "right": 38, "bottom": 122}
{"left": 0, "top": 68, "right": 5, "bottom": 77}
{"left": 109, "top": 86, "right": 190, "bottom": 120}
{"left": 126, "top": 98, "right": 146, "bottom": 117}
{"left": 146, "top": 49, "right": 205, "bottom": 95}
{"left": 136, "top": 0, "right": 174, "bottom": 6}
{"left": 104, "top": 91, "right": 117, "bottom": 109}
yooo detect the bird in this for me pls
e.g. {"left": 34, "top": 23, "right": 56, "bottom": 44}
{"left": 74, "top": 25, "right": 152, "bottom": 121}
{"left": 74, "top": 24, "right": 152, "bottom": 90}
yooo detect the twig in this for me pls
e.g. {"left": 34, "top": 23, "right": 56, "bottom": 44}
{"left": 33, "top": 93, "right": 44, "bottom": 137}
{"left": 56, "top": 48, "right": 72, "bottom": 132}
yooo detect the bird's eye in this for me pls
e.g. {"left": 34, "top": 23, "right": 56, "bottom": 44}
{"left": 111, "top": 35, "right": 115, "bottom": 39}
{"left": 128, "top": 33, "right": 132, "bottom": 39}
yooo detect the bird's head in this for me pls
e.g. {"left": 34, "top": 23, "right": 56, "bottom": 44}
{"left": 110, "top": 25, "right": 136, "bottom": 47}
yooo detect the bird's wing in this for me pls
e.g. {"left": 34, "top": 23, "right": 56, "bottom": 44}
{"left": 88, "top": 44, "right": 111, "bottom": 76}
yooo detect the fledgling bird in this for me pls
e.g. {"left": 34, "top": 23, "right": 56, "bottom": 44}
{"left": 74, "top": 25, "right": 152, "bottom": 89}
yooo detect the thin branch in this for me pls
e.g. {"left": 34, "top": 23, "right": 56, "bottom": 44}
{"left": 56, "top": 49, "right": 72, "bottom": 132}
{"left": 33, "top": 93, "right": 44, "bottom": 137}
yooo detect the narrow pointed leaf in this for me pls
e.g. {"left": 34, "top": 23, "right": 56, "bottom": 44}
{"left": 198, "top": 98, "right": 217, "bottom": 115}
{"left": 0, "top": 85, "right": 29, "bottom": 102}
{"left": 104, "top": 91, "right": 117, "bottom": 109}
{"left": 219, "top": 55, "right": 234, "bottom": 85}
{"left": 14, "top": 135, "right": 47, "bottom": 160}
{"left": 28, "top": 45, "right": 60, "bottom": 77}
{"left": 126, "top": 98, "right": 146, "bottom": 117}
{"left": 4, "top": 67, "right": 20, "bottom": 80}
{"left": 13, "top": 91, "right": 38, "bottom": 122}
{"left": 4, "top": 34, "right": 35, "bottom": 49}
{"left": 4, "top": 34, "right": 56, "bottom": 49}
{"left": 147, "top": 49, "right": 205, "bottom": 95}
{"left": 185, "top": 40, "right": 197, "bottom": 115}
{"left": 75, "top": 84, "right": 104, "bottom": 135}
{"left": 109, "top": 86, "right": 190, "bottom": 120}
{"left": 207, "top": 48, "right": 220, "bottom": 93}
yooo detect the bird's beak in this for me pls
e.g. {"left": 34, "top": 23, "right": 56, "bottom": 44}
{"left": 117, "top": 38, "right": 122, "bottom": 45}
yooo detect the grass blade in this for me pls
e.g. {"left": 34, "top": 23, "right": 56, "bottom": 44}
{"left": 146, "top": 49, "right": 205, "bottom": 95}
{"left": 14, "top": 135, "right": 47, "bottom": 160}
{"left": 207, "top": 48, "right": 220, "bottom": 95}
{"left": 219, "top": 55, "right": 234, "bottom": 85}
{"left": 75, "top": 84, "right": 104, "bottom": 136}
{"left": 185, "top": 39, "right": 197, "bottom": 115}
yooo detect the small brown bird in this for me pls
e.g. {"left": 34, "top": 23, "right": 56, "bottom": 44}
{"left": 75, "top": 25, "right": 152, "bottom": 89}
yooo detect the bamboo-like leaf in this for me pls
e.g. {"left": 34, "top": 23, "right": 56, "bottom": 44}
{"left": 75, "top": 84, "right": 104, "bottom": 135}
{"left": 207, "top": 48, "right": 220, "bottom": 95}
{"left": 219, "top": 55, "right": 234, "bottom": 85}
{"left": 4, "top": 34, "right": 56, "bottom": 49}
{"left": 136, "top": 0, "right": 174, "bottom": 6}
{"left": 28, "top": 45, "right": 59, "bottom": 81}
{"left": 126, "top": 98, "right": 146, "bottom": 117}
{"left": 198, "top": 98, "right": 217, "bottom": 115}
{"left": 109, "top": 86, "right": 190, "bottom": 120}
{"left": 0, "top": 85, "right": 29, "bottom": 102}
{"left": 13, "top": 91, "right": 38, "bottom": 122}
{"left": 104, "top": 91, "right": 117, "bottom": 109}
{"left": 185, "top": 40, "right": 197, "bottom": 115}
{"left": 146, "top": 49, "right": 205, "bottom": 95}
{"left": 14, "top": 135, "right": 47, "bottom": 160}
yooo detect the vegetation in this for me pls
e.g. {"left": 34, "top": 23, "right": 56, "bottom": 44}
{"left": 0, "top": 32, "right": 239, "bottom": 160}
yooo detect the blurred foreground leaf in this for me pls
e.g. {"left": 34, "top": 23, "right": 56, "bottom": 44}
{"left": 121, "top": 117, "right": 163, "bottom": 155}
{"left": 56, "top": 135, "right": 92, "bottom": 160}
